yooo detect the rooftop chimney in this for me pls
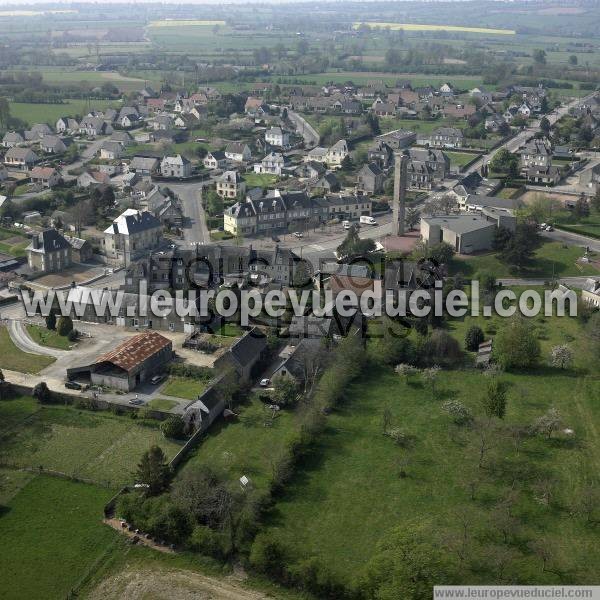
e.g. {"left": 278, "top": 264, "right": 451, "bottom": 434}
{"left": 392, "top": 152, "right": 409, "bottom": 236}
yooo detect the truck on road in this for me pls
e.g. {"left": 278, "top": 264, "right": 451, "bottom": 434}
{"left": 360, "top": 215, "right": 377, "bottom": 225}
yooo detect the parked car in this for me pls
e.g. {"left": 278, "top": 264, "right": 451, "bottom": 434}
{"left": 293, "top": 232, "right": 303, "bottom": 238}
{"left": 65, "top": 381, "right": 82, "bottom": 390}
{"left": 259, "top": 378, "right": 271, "bottom": 387}
{"left": 545, "top": 225, "right": 554, "bottom": 232}
{"left": 150, "top": 374, "right": 165, "bottom": 385}
{"left": 128, "top": 398, "right": 144, "bottom": 405}
{"left": 343, "top": 220, "right": 351, "bottom": 230}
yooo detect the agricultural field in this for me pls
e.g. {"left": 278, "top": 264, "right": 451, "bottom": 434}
{"left": 353, "top": 22, "right": 516, "bottom": 35}
{"left": 0, "top": 400, "right": 183, "bottom": 488}
{"left": 0, "top": 327, "right": 56, "bottom": 373}
{"left": 0, "top": 227, "right": 29, "bottom": 257}
{"left": 9, "top": 98, "right": 116, "bottom": 127}
{"left": 0, "top": 475, "right": 117, "bottom": 600}
{"left": 263, "top": 321, "right": 600, "bottom": 586}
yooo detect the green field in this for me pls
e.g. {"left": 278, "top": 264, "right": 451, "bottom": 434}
{"left": 26, "top": 324, "right": 72, "bottom": 350}
{"left": 0, "top": 475, "right": 117, "bottom": 600}
{"left": 450, "top": 241, "right": 600, "bottom": 279}
{"left": 264, "top": 359, "right": 600, "bottom": 586}
{"left": 0, "top": 401, "right": 183, "bottom": 487}
{"left": 553, "top": 208, "right": 600, "bottom": 240}
{"left": 9, "top": 98, "right": 116, "bottom": 127}
{"left": 181, "top": 393, "right": 300, "bottom": 492}
{"left": 0, "top": 327, "right": 55, "bottom": 373}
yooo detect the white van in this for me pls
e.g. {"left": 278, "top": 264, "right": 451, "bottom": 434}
{"left": 360, "top": 215, "right": 377, "bottom": 226}
{"left": 342, "top": 220, "right": 351, "bottom": 230}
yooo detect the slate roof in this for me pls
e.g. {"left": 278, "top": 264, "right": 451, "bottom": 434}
{"left": 228, "top": 328, "right": 267, "bottom": 369}
{"left": 104, "top": 209, "right": 161, "bottom": 235}
{"left": 27, "top": 228, "right": 71, "bottom": 254}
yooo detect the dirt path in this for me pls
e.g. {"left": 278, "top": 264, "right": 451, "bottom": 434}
{"left": 87, "top": 566, "right": 275, "bottom": 600}
{"left": 104, "top": 518, "right": 175, "bottom": 553}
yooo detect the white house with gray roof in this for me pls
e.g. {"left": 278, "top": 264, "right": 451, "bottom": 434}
{"left": 103, "top": 209, "right": 162, "bottom": 265}
{"left": 160, "top": 154, "right": 192, "bottom": 178}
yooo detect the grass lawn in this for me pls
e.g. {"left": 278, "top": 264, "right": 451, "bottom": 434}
{"left": 147, "top": 398, "right": 178, "bottom": 411}
{"left": 26, "top": 324, "right": 71, "bottom": 350}
{"left": 180, "top": 393, "right": 300, "bottom": 491}
{"left": 449, "top": 241, "right": 600, "bottom": 279}
{"left": 379, "top": 117, "right": 441, "bottom": 134}
{"left": 0, "top": 475, "right": 117, "bottom": 600}
{"left": 553, "top": 208, "right": 600, "bottom": 240}
{"left": 218, "top": 322, "right": 244, "bottom": 337}
{"left": 9, "top": 99, "right": 116, "bottom": 127}
{"left": 0, "top": 403, "right": 183, "bottom": 488}
{"left": 162, "top": 376, "right": 208, "bottom": 401}
{"left": 0, "top": 327, "right": 55, "bottom": 373}
{"left": 243, "top": 172, "right": 278, "bottom": 188}
{"left": 264, "top": 356, "right": 600, "bottom": 586}
{"left": 498, "top": 186, "right": 521, "bottom": 199}
{"left": 0, "top": 396, "right": 39, "bottom": 435}
{"left": 446, "top": 151, "right": 479, "bottom": 168}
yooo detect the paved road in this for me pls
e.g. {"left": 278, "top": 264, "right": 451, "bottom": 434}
{"left": 287, "top": 110, "right": 319, "bottom": 148}
{"left": 542, "top": 228, "right": 600, "bottom": 253}
{"left": 168, "top": 180, "right": 211, "bottom": 246}
{"left": 497, "top": 276, "right": 590, "bottom": 288}
{"left": 8, "top": 319, "right": 69, "bottom": 359}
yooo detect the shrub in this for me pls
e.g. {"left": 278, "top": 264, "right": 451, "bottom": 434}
{"left": 494, "top": 317, "right": 541, "bottom": 370}
{"left": 419, "top": 330, "right": 462, "bottom": 367}
{"left": 189, "top": 525, "right": 231, "bottom": 559}
{"left": 167, "top": 362, "right": 213, "bottom": 381}
{"left": 442, "top": 400, "right": 473, "bottom": 425}
{"left": 160, "top": 416, "right": 186, "bottom": 439}
{"left": 465, "top": 325, "right": 484, "bottom": 352}
{"left": 32, "top": 381, "right": 51, "bottom": 403}
{"left": 249, "top": 532, "right": 288, "bottom": 579}
{"left": 56, "top": 315, "right": 73, "bottom": 337}
{"left": 67, "top": 329, "right": 78, "bottom": 342}
{"left": 45, "top": 312, "right": 56, "bottom": 330}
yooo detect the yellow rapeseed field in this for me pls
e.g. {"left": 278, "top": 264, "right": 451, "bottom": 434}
{"left": 353, "top": 22, "right": 516, "bottom": 35}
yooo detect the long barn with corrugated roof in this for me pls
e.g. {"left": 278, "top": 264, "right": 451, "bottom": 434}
{"left": 67, "top": 331, "right": 173, "bottom": 391}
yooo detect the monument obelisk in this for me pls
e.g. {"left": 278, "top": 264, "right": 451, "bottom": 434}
{"left": 392, "top": 151, "right": 409, "bottom": 236}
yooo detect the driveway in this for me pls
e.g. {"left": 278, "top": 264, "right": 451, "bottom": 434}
{"left": 287, "top": 110, "right": 319, "bottom": 148}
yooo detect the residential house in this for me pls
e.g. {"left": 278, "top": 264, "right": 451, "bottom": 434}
{"left": 326, "top": 139, "right": 349, "bottom": 167}
{"left": 356, "top": 162, "right": 384, "bottom": 195}
{"left": 79, "top": 117, "right": 111, "bottom": 137}
{"left": 376, "top": 129, "right": 417, "bottom": 150}
{"left": 26, "top": 228, "right": 72, "bottom": 273}
{"left": 55, "top": 117, "right": 79, "bottom": 134}
{"left": 217, "top": 170, "right": 246, "bottom": 199}
{"left": 4, "top": 147, "right": 38, "bottom": 170}
{"left": 305, "top": 147, "right": 329, "bottom": 164}
{"left": 2, "top": 131, "right": 24, "bottom": 148}
{"left": 214, "top": 328, "right": 267, "bottom": 382}
{"left": 439, "top": 83, "right": 456, "bottom": 98}
{"left": 25, "top": 123, "right": 52, "bottom": 141}
{"left": 99, "top": 141, "right": 123, "bottom": 160}
{"left": 485, "top": 114, "right": 506, "bottom": 132}
{"left": 526, "top": 165, "right": 561, "bottom": 185}
{"left": 148, "top": 129, "right": 185, "bottom": 144}
{"left": 64, "top": 235, "right": 93, "bottom": 263}
{"left": 428, "top": 127, "right": 464, "bottom": 149}
{"left": 110, "top": 131, "right": 133, "bottom": 147}
{"left": 313, "top": 173, "right": 340, "bottom": 194}
{"left": 225, "top": 142, "right": 252, "bottom": 163}
{"left": 160, "top": 155, "right": 192, "bottom": 178}
{"left": 40, "top": 135, "right": 67, "bottom": 154}
{"left": 368, "top": 139, "right": 394, "bottom": 168}
{"left": 77, "top": 170, "right": 110, "bottom": 189}
{"left": 295, "top": 161, "right": 326, "bottom": 179}
{"left": 517, "top": 102, "right": 532, "bottom": 118}
{"left": 582, "top": 278, "right": 600, "bottom": 307}
{"left": 30, "top": 166, "right": 60, "bottom": 188}
{"left": 265, "top": 127, "right": 290, "bottom": 149}
{"left": 103, "top": 209, "right": 162, "bottom": 265}
{"left": 203, "top": 151, "right": 227, "bottom": 170}
{"left": 441, "top": 104, "right": 476, "bottom": 120}
{"left": 520, "top": 138, "right": 552, "bottom": 172}
{"left": 254, "top": 152, "right": 286, "bottom": 175}
{"left": 407, "top": 148, "right": 450, "bottom": 190}
{"left": 372, "top": 102, "right": 397, "bottom": 117}
{"left": 271, "top": 338, "right": 324, "bottom": 385}
{"left": 129, "top": 156, "right": 159, "bottom": 175}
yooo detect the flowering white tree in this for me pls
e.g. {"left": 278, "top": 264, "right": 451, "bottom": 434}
{"left": 550, "top": 345, "right": 573, "bottom": 370}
